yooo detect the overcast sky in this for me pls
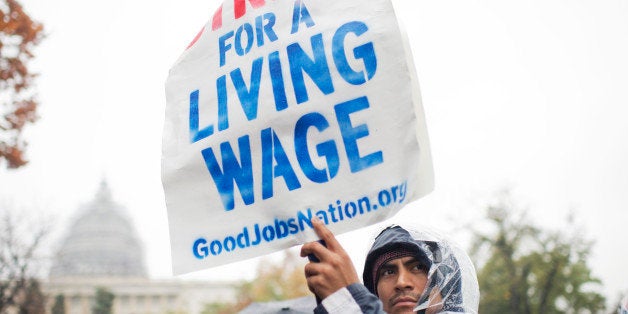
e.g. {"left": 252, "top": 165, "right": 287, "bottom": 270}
{"left": 1, "top": 0, "right": 627, "bottom": 302}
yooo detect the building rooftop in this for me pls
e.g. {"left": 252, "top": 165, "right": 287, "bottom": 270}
{"left": 49, "top": 180, "right": 146, "bottom": 279}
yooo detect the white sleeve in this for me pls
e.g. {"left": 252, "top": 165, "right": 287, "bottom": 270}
{"left": 321, "top": 287, "right": 364, "bottom": 314}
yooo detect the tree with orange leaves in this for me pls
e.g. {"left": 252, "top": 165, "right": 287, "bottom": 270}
{"left": 0, "top": 0, "right": 44, "bottom": 169}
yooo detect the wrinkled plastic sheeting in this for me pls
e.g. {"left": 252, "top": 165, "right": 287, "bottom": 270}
{"left": 619, "top": 295, "right": 628, "bottom": 314}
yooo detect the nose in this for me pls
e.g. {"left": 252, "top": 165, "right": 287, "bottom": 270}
{"left": 395, "top": 268, "right": 414, "bottom": 290}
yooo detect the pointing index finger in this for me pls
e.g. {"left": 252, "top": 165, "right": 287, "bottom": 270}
{"left": 311, "top": 217, "right": 341, "bottom": 252}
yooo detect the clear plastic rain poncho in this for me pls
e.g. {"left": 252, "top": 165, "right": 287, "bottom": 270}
{"left": 619, "top": 295, "right": 628, "bottom": 314}
{"left": 362, "top": 225, "right": 480, "bottom": 313}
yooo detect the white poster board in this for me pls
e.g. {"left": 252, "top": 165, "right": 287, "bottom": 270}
{"left": 163, "top": 0, "right": 433, "bottom": 275}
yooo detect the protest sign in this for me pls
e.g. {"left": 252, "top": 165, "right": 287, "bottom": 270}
{"left": 163, "top": 0, "right": 433, "bottom": 275}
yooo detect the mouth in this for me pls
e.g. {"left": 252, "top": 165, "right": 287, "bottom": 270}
{"left": 392, "top": 296, "right": 418, "bottom": 308}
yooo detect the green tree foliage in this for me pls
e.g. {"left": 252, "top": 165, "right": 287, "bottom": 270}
{"left": 0, "top": 0, "right": 44, "bottom": 168}
{"left": 51, "top": 294, "right": 65, "bottom": 314}
{"left": 471, "top": 195, "right": 606, "bottom": 313}
{"left": 202, "top": 250, "right": 311, "bottom": 314}
{"left": 91, "top": 287, "right": 115, "bottom": 314}
{"left": 202, "top": 302, "right": 233, "bottom": 314}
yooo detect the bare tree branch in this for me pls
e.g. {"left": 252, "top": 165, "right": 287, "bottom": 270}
{"left": 0, "top": 207, "right": 50, "bottom": 312}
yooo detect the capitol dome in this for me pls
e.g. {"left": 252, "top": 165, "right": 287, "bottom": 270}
{"left": 49, "top": 181, "right": 146, "bottom": 279}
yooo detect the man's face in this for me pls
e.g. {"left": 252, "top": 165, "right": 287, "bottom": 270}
{"left": 376, "top": 256, "right": 428, "bottom": 314}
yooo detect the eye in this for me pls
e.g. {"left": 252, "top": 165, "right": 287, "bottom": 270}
{"left": 380, "top": 268, "right": 396, "bottom": 278}
{"left": 411, "top": 263, "right": 427, "bottom": 274}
